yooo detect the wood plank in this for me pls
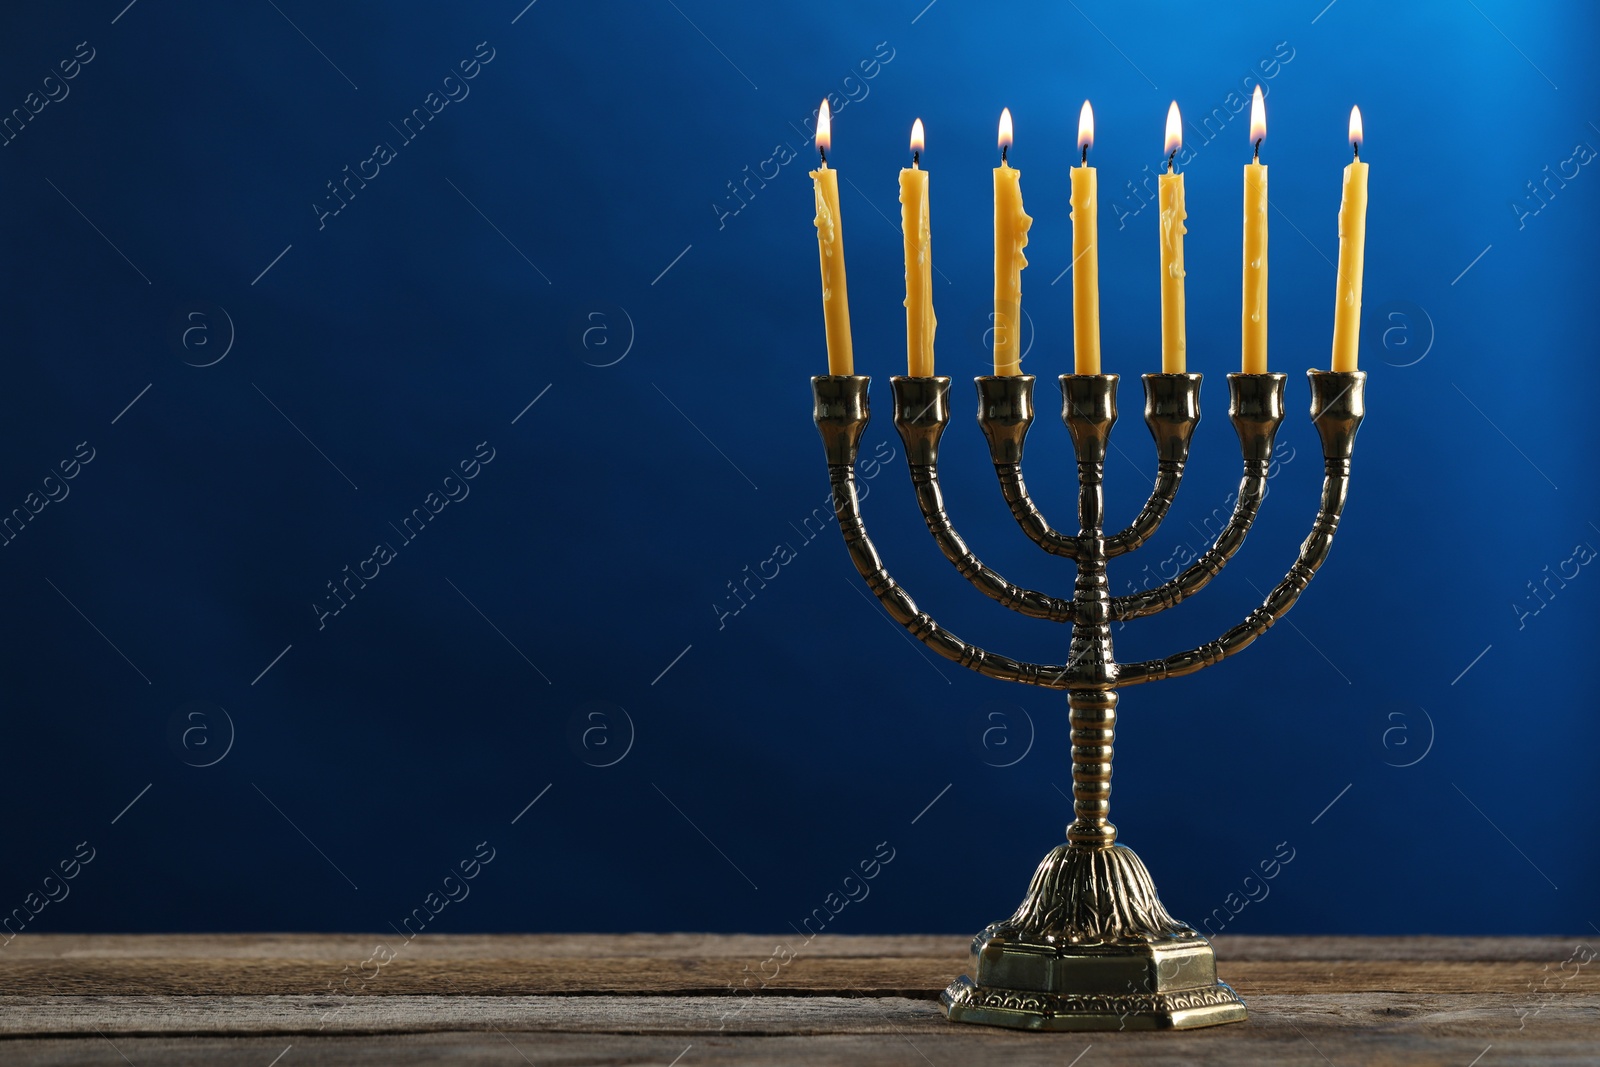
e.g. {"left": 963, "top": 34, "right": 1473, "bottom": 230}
{"left": 0, "top": 994, "right": 1592, "bottom": 1067}
{"left": 2, "top": 1031, "right": 1593, "bottom": 1067}
{"left": 1, "top": 933, "right": 974, "bottom": 959}
{"left": 0, "top": 992, "right": 1595, "bottom": 1035}
{"left": 3, "top": 932, "right": 1588, "bottom": 961}
{"left": 0, "top": 956, "right": 1592, "bottom": 997}
{"left": 1, "top": 934, "right": 1592, "bottom": 997}
{"left": 1211, "top": 934, "right": 1595, "bottom": 961}
{"left": 0, "top": 935, "right": 1588, "bottom": 1065}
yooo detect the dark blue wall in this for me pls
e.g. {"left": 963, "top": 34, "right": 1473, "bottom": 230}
{"left": 0, "top": 0, "right": 1594, "bottom": 940}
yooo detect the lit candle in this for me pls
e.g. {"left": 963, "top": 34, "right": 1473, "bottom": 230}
{"left": 1159, "top": 101, "right": 1187, "bottom": 374}
{"left": 1242, "top": 86, "right": 1268, "bottom": 374}
{"left": 993, "top": 108, "right": 1031, "bottom": 376}
{"left": 900, "top": 118, "right": 936, "bottom": 377}
{"left": 810, "top": 99, "right": 853, "bottom": 375}
{"left": 1070, "top": 100, "right": 1100, "bottom": 374}
{"left": 1331, "top": 106, "right": 1368, "bottom": 372}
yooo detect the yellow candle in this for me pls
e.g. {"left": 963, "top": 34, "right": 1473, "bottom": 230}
{"left": 993, "top": 108, "right": 1031, "bottom": 376}
{"left": 1159, "top": 101, "right": 1187, "bottom": 374}
{"left": 810, "top": 99, "right": 853, "bottom": 375}
{"left": 900, "top": 118, "right": 936, "bottom": 377}
{"left": 1242, "top": 86, "right": 1268, "bottom": 374}
{"left": 1331, "top": 106, "right": 1368, "bottom": 372}
{"left": 1070, "top": 100, "right": 1100, "bottom": 375}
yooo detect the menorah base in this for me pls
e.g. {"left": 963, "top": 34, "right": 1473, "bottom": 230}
{"left": 939, "top": 842, "right": 1248, "bottom": 1031}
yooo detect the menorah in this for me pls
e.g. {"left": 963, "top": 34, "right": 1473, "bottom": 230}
{"left": 811, "top": 364, "right": 1365, "bottom": 1031}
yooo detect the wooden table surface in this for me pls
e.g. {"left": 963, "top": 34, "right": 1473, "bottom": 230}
{"left": 0, "top": 933, "right": 1594, "bottom": 1065}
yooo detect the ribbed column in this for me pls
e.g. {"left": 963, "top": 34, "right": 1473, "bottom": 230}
{"left": 1066, "top": 689, "right": 1117, "bottom": 846}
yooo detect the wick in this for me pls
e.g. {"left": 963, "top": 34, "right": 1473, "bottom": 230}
{"left": 1253, "top": 138, "right": 1261, "bottom": 164}
{"left": 1352, "top": 142, "right": 1360, "bottom": 162}
{"left": 1001, "top": 144, "right": 1008, "bottom": 165}
{"left": 1080, "top": 144, "right": 1088, "bottom": 166}
{"left": 912, "top": 150, "right": 920, "bottom": 168}
{"left": 1166, "top": 149, "right": 1177, "bottom": 174}
{"left": 818, "top": 145, "right": 827, "bottom": 168}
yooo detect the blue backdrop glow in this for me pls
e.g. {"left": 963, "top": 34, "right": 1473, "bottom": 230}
{"left": 0, "top": 0, "right": 1595, "bottom": 938}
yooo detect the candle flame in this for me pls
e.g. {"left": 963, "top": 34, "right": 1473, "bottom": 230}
{"left": 998, "top": 107, "right": 1013, "bottom": 151}
{"left": 1248, "top": 85, "right": 1265, "bottom": 147}
{"left": 1348, "top": 104, "right": 1363, "bottom": 148}
{"left": 1164, "top": 100, "right": 1182, "bottom": 157}
{"left": 910, "top": 117, "right": 925, "bottom": 156}
{"left": 1077, "top": 100, "right": 1094, "bottom": 153}
{"left": 816, "top": 98, "right": 831, "bottom": 155}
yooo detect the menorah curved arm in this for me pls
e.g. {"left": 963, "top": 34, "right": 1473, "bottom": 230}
{"left": 1103, "top": 464, "right": 1183, "bottom": 558}
{"left": 893, "top": 377, "right": 1075, "bottom": 624}
{"left": 976, "top": 376, "right": 1082, "bottom": 559}
{"left": 1109, "top": 374, "right": 1287, "bottom": 622}
{"left": 815, "top": 375, "right": 1079, "bottom": 688}
{"left": 1116, "top": 371, "right": 1365, "bottom": 687}
{"left": 1103, "top": 374, "right": 1202, "bottom": 559}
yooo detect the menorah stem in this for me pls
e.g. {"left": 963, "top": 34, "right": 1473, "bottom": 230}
{"left": 1068, "top": 562, "right": 1114, "bottom": 684}
{"left": 1062, "top": 375, "right": 1119, "bottom": 691}
{"left": 1060, "top": 376, "right": 1120, "bottom": 848}
{"left": 1067, "top": 689, "right": 1117, "bottom": 846}
{"left": 1078, "top": 460, "right": 1104, "bottom": 538}
{"left": 1069, "top": 455, "right": 1112, "bottom": 673}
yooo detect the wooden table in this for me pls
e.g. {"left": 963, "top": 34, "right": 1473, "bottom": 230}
{"left": 1, "top": 934, "right": 1594, "bottom": 1064}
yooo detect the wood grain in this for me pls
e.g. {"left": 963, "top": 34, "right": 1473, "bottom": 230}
{"left": 4, "top": 932, "right": 1583, "bottom": 960}
{"left": 0, "top": 934, "right": 1591, "bottom": 1066}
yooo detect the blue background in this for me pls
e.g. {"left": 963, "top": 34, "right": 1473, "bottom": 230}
{"left": 0, "top": 0, "right": 1594, "bottom": 940}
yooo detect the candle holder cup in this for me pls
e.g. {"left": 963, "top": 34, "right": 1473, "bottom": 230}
{"left": 812, "top": 367, "right": 1365, "bottom": 1031}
